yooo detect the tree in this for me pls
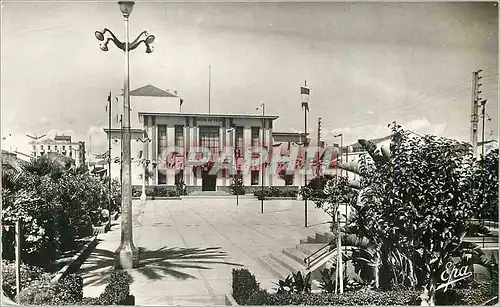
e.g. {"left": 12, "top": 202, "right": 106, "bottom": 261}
{"left": 474, "top": 148, "right": 498, "bottom": 221}
{"left": 358, "top": 124, "right": 480, "bottom": 304}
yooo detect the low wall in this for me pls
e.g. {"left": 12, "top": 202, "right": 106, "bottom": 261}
{"left": 132, "top": 185, "right": 300, "bottom": 196}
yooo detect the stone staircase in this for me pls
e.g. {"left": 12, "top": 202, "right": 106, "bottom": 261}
{"left": 257, "top": 227, "right": 499, "bottom": 288}
{"left": 184, "top": 191, "right": 233, "bottom": 197}
{"left": 256, "top": 232, "right": 336, "bottom": 290}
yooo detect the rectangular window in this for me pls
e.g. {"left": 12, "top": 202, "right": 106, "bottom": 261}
{"left": 40, "top": 145, "right": 44, "bottom": 150}
{"left": 158, "top": 125, "right": 167, "bottom": 157}
{"left": 199, "top": 126, "right": 220, "bottom": 156}
{"left": 251, "top": 170, "right": 259, "bottom": 185}
{"left": 251, "top": 127, "right": 260, "bottom": 148}
{"left": 174, "top": 125, "right": 184, "bottom": 149}
{"left": 235, "top": 127, "right": 244, "bottom": 149}
{"left": 48, "top": 145, "right": 51, "bottom": 150}
{"left": 62, "top": 146, "right": 65, "bottom": 150}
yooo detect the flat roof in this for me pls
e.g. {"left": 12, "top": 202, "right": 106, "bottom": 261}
{"left": 272, "top": 132, "right": 309, "bottom": 136}
{"left": 138, "top": 112, "right": 279, "bottom": 120}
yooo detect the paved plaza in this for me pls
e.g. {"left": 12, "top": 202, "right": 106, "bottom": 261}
{"left": 79, "top": 197, "right": 332, "bottom": 305}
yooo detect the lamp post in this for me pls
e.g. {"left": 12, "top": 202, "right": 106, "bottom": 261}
{"left": 227, "top": 128, "right": 239, "bottom": 206}
{"left": 257, "top": 103, "right": 265, "bottom": 213}
{"left": 334, "top": 133, "right": 343, "bottom": 178}
{"left": 95, "top": 0, "right": 155, "bottom": 269}
{"left": 137, "top": 137, "right": 151, "bottom": 204}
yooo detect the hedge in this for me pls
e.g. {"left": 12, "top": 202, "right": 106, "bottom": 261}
{"left": 232, "top": 268, "right": 498, "bottom": 306}
{"left": 16, "top": 270, "right": 134, "bottom": 305}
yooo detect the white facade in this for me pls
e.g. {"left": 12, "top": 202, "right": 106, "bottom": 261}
{"left": 30, "top": 137, "right": 86, "bottom": 167}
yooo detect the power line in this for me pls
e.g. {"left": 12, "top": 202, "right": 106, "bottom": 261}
{"left": 339, "top": 84, "right": 470, "bottom": 129}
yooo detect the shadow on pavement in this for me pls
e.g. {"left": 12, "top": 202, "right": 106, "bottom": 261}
{"left": 80, "top": 245, "right": 243, "bottom": 287}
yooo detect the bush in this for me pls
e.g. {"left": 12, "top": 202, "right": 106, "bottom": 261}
{"left": 254, "top": 187, "right": 298, "bottom": 199}
{"left": 52, "top": 274, "right": 83, "bottom": 305}
{"left": 456, "top": 281, "right": 499, "bottom": 305}
{"left": 98, "top": 270, "right": 133, "bottom": 305}
{"left": 242, "top": 289, "right": 420, "bottom": 305}
{"left": 17, "top": 273, "right": 58, "bottom": 305}
{"left": 16, "top": 273, "right": 84, "bottom": 305}
{"left": 229, "top": 175, "right": 245, "bottom": 195}
{"left": 232, "top": 268, "right": 261, "bottom": 305}
{"left": 175, "top": 180, "right": 187, "bottom": 196}
{"left": 1, "top": 260, "right": 45, "bottom": 299}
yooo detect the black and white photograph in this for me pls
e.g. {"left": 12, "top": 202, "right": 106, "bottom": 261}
{"left": 1, "top": 1, "right": 498, "bottom": 306}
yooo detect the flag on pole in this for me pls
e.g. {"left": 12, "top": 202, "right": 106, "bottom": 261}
{"left": 180, "top": 98, "right": 184, "bottom": 107}
{"left": 301, "top": 86, "right": 310, "bottom": 111}
{"left": 106, "top": 92, "right": 111, "bottom": 111}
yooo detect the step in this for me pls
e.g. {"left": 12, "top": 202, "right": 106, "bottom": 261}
{"left": 315, "top": 232, "right": 327, "bottom": 243}
{"left": 270, "top": 252, "right": 306, "bottom": 274}
{"left": 324, "top": 232, "right": 336, "bottom": 243}
{"left": 464, "top": 237, "right": 498, "bottom": 244}
{"left": 296, "top": 243, "right": 329, "bottom": 256}
{"left": 256, "top": 255, "right": 289, "bottom": 280}
{"left": 282, "top": 247, "right": 309, "bottom": 265}
{"left": 307, "top": 236, "right": 316, "bottom": 243}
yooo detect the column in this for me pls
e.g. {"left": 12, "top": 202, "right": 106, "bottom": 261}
{"left": 184, "top": 125, "right": 191, "bottom": 186}
{"left": 191, "top": 126, "right": 199, "bottom": 186}
{"left": 219, "top": 126, "right": 226, "bottom": 187}
{"left": 152, "top": 124, "right": 157, "bottom": 185}
{"left": 267, "top": 126, "right": 273, "bottom": 186}
{"left": 243, "top": 127, "right": 252, "bottom": 186}
{"left": 167, "top": 126, "right": 175, "bottom": 185}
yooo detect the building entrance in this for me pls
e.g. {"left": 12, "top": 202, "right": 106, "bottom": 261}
{"left": 202, "top": 170, "right": 217, "bottom": 191}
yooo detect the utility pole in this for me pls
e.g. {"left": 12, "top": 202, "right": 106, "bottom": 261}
{"left": 470, "top": 69, "right": 483, "bottom": 158}
{"left": 481, "top": 100, "right": 487, "bottom": 157}
{"left": 303, "top": 80, "right": 309, "bottom": 228}
{"left": 317, "top": 117, "right": 322, "bottom": 177}
{"left": 120, "top": 114, "right": 123, "bottom": 196}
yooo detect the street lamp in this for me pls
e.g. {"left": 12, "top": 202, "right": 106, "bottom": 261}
{"left": 226, "top": 128, "right": 240, "bottom": 206}
{"left": 257, "top": 103, "right": 265, "bottom": 213}
{"left": 95, "top": 0, "right": 155, "bottom": 269}
{"left": 137, "top": 137, "right": 151, "bottom": 204}
{"left": 334, "top": 133, "right": 343, "bottom": 178}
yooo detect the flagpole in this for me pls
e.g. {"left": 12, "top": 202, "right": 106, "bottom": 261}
{"left": 303, "top": 80, "right": 308, "bottom": 228}
{"left": 209, "top": 65, "right": 211, "bottom": 114}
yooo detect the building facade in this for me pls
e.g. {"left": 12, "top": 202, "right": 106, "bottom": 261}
{"left": 138, "top": 112, "right": 280, "bottom": 190}
{"left": 30, "top": 135, "right": 86, "bottom": 167}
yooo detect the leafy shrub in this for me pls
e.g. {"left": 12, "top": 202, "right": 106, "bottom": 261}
{"left": 16, "top": 272, "right": 84, "bottom": 305}
{"left": 98, "top": 270, "right": 133, "bottom": 305}
{"left": 248, "top": 288, "right": 420, "bottom": 305}
{"left": 232, "top": 268, "right": 261, "bottom": 305}
{"left": 2, "top": 157, "right": 110, "bottom": 267}
{"left": 319, "top": 267, "right": 336, "bottom": 293}
{"left": 275, "top": 271, "right": 311, "bottom": 294}
{"left": 245, "top": 289, "right": 269, "bottom": 305}
{"left": 1, "top": 260, "right": 45, "bottom": 299}
{"left": 229, "top": 175, "right": 245, "bottom": 195}
{"left": 175, "top": 180, "right": 187, "bottom": 196}
{"left": 457, "top": 281, "right": 499, "bottom": 305}
{"left": 52, "top": 274, "right": 83, "bottom": 305}
{"left": 254, "top": 187, "right": 298, "bottom": 198}
{"left": 80, "top": 297, "right": 102, "bottom": 305}
{"left": 17, "top": 273, "right": 58, "bottom": 305}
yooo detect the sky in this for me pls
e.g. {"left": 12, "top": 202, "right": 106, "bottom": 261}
{"left": 1, "top": 1, "right": 498, "bottom": 157}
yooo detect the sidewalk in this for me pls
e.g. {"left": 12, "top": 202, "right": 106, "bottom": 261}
{"left": 79, "top": 198, "right": 331, "bottom": 305}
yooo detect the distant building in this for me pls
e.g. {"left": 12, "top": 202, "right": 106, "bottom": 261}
{"left": 30, "top": 135, "right": 86, "bottom": 167}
